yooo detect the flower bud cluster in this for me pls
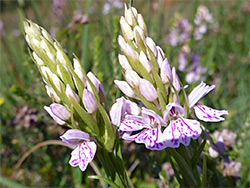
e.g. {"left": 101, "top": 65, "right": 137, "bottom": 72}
{"left": 116, "top": 5, "right": 181, "bottom": 112}
{"left": 24, "top": 20, "right": 115, "bottom": 151}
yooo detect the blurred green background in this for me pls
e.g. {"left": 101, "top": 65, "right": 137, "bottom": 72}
{"left": 0, "top": 0, "right": 249, "bottom": 187}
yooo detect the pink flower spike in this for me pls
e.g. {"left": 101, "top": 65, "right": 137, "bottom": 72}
{"left": 139, "top": 79, "right": 158, "bottom": 102}
{"left": 188, "top": 82, "right": 215, "bottom": 108}
{"left": 193, "top": 103, "right": 228, "bottom": 122}
{"left": 60, "top": 129, "right": 91, "bottom": 147}
{"left": 69, "top": 141, "right": 97, "bottom": 172}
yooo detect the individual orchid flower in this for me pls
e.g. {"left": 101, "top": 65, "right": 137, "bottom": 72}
{"left": 60, "top": 129, "right": 97, "bottom": 172}
{"left": 110, "top": 97, "right": 141, "bottom": 126}
{"left": 119, "top": 108, "right": 168, "bottom": 150}
{"left": 163, "top": 102, "right": 202, "bottom": 148}
{"left": 188, "top": 82, "right": 228, "bottom": 122}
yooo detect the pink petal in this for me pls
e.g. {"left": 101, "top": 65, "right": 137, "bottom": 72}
{"left": 188, "top": 82, "right": 215, "bottom": 108}
{"left": 194, "top": 103, "right": 228, "bottom": 122}
{"left": 69, "top": 141, "right": 97, "bottom": 172}
{"left": 119, "top": 119, "right": 148, "bottom": 132}
{"left": 132, "top": 127, "right": 168, "bottom": 150}
{"left": 60, "top": 129, "right": 91, "bottom": 147}
{"left": 163, "top": 117, "right": 201, "bottom": 148}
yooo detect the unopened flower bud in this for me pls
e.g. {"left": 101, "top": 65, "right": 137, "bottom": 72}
{"left": 44, "top": 103, "right": 70, "bottom": 125}
{"left": 137, "top": 14, "right": 148, "bottom": 36}
{"left": 125, "top": 70, "right": 140, "bottom": 87}
{"left": 52, "top": 74, "right": 63, "bottom": 92}
{"left": 139, "top": 51, "right": 152, "bottom": 73}
{"left": 23, "top": 20, "right": 41, "bottom": 39}
{"left": 114, "top": 80, "right": 135, "bottom": 98}
{"left": 134, "top": 26, "right": 146, "bottom": 52}
{"left": 118, "top": 54, "right": 132, "bottom": 70}
{"left": 82, "top": 89, "right": 97, "bottom": 113}
{"left": 120, "top": 16, "right": 134, "bottom": 40}
{"left": 125, "top": 100, "right": 141, "bottom": 116}
{"left": 45, "top": 85, "right": 60, "bottom": 102}
{"left": 124, "top": 5, "right": 138, "bottom": 26}
{"left": 161, "top": 58, "right": 172, "bottom": 84}
{"left": 156, "top": 46, "right": 165, "bottom": 68}
{"left": 32, "top": 52, "right": 44, "bottom": 66}
{"left": 66, "top": 84, "right": 79, "bottom": 102}
{"left": 171, "top": 67, "right": 181, "bottom": 93}
{"left": 139, "top": 79, "right": 158, "bottom": 101}
{"left": 41, "top": 66, "right": 53, "bottom": 81}
{"left": 41, "top": 27, "right": 54, "bottom": 44}
{"left": 146, "top": 37, "right": 157, "bottom": 57}
{"left": 118, "top": 35, "right": 139, "bottom": 60}
{"left": 87, "top": 72, "right": 101, "bottom": 94}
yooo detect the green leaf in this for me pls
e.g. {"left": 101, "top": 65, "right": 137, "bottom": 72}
{"left": 88, "top": 176, "right": 120, "bottom": 188}
{"left": 169, "top": 148, "right": 197, "bottom": 187}
{"left": 191, "top": 139, "right": 206, "bottom": 167}
{"left": 0, "top": 176, "right": 26, "bottom": 188}
{"left": 201, "top": 154, "right": 207, "bottom": 188}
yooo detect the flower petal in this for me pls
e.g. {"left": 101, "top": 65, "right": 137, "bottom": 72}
{"left": 194, "top": 103, "right": 228, "bottom": 122}
{"left": 110, "top": 97, "right": 126, "bottom": 126}
{"left": 163, "top": 102, "right": 186, "bottom": 121}
{"left": 60, "top": 129, "right": 91, "bottom": 147}
{"left": 69, "top": 141, "right": 97, "bottom": 172}
{"left": 163, "top": 117, "right": 201, "bottom": 148}
{"left": 119, "top": 119, "right": 148, "bottom": 132}
{"left": 44, "top": 106, "right": 65, "bottom": 125}
{"left": 188, "top": 82, "right": 215, "bottom": 108}
{"left": 130, "top": 127, "right": 168, "bottom": 150}
{"left": 142, "top": 108, "right": 167, "bottom": 127}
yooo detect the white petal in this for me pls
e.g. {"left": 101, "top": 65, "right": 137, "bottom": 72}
{"left": 194, "top": 103, "right": 228, "bottom": 122}
{"left": 163, "top": 118, "right": 201, "bottom": 148}
{"left": 119, "top": 119, "right": 148, "bottom": 132}
{"left": 69, "top": 142, "right": 97, "bottom": 172}
{"left": 188, "top": 82, "right": 215, "bottom": 108}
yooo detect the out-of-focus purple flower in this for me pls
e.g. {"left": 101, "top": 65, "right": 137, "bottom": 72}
{"left": 168, "top": 17, "right": 192, "bottom": 46}
{"left": 103, "top": 0, "right": 123, "bottom": 15}
{"left": 188, "top": 82, "right": 228, "bottom": 122}
{"left": 178, "top": 52, "right": 187, "bottom": 72}
{"left": 168, "top": 29, "right": 178, "bottom": 47}
{"left": 163, "top": 102, "right": 202, "bottom": 148}
{"left": 221, "top": 160, "right": 242, "bottom": 178}
{"left": 60, "top": 129, "right": 97, "bottom": 172}
{"left": 213, "top": 129, "right": 237, "bottom": 148}
{"left": 194, "top": 6, "right": 213, "bottom": 40}
{"left": 185, "top": 53, "right": 207, "bottom": 84}
{"left": 53, "top": 0, "right": 67, "bottom": 21}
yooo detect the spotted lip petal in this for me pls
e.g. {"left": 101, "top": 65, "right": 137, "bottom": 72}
{"left": 118, "top": 108, "right": 168, "bottom": 150}
{"left": 194, "top": 103, "right": 229, "bottom": 122}
{"left": 163, "top": 117, "right": 201, "bottom": 148}
{"left": 69, "top": 141, "right": 97, "bottom": 172}
{"left": 188, "top": 81, "right": 215, "bottom": 108}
